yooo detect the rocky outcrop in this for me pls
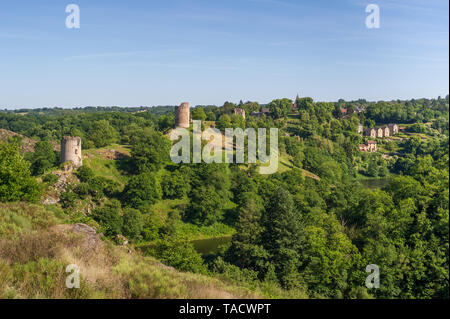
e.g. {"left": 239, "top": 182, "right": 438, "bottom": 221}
{"left": 42, "top": 171, "right": 79, "bottom": 205}
{"left": 52, "top": 223, "right": 102, "bottom": 253}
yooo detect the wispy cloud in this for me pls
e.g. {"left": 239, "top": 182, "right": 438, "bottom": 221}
{"left": 264, "top": 40, "right": 305, "bottom": 47}
{"left": 385, "top": 54, "right": 449, "bottom": 63}
{"left": 63, "top": 51, "right": 151, "bottom": 61}
{"left": 63, "top": 49, "right": 190, "bottom": 62}
{"left": 351, "top": 0, "right": 447, "bottom": 12}
{"left": 247, "top": 0, "right": 308, "bottom": 9}
{"left": 0, "top": 33, "right": 42, "bottom": 40}
{"left": 126, "top": 62, "right": 240, "bottom": 71}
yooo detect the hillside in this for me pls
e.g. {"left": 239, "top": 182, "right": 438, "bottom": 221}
{"left": 0, "top": 202, "right": 305, "bottom": 299}
{"left": 0, "top": 129, "right": 60, "bottom": 153}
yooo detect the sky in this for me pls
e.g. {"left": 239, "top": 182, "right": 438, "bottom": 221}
{"left": 0, "top": 0, "right": 448, "bottom": 109}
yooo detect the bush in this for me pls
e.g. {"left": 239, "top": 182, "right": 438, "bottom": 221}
{"left": 73, "top": 183, "right": 89, "bottom": 198}
{"left": 92, "top": 200, "right": 123, "bottom": 237}
{"left": 148, "top": 237, "right": 208, "bottom": 274}
{"left": 28, "top": 141, "right": 58, "bottom": 176}
{"left": 75, "top": 166, "right": 95, "bottom": 182}
{"left": 42, "top": 174, "right": 59, "bottom": 185}
{"left": 121, "top": 208, "right": 144, "bottom": 242}
{"left": 59, "top": 190, "right": 78, "bottom": 209}
{"left": 122, "top": 172, "right": 162, "bottom": 209}
{"left": 0, "top": 142, "right": 41, "bottom": 202}
{"left": 161, "top": 170, "right": 191, "bottom": 199}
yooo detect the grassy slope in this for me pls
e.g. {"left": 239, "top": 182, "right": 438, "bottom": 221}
{"left": 0, "top": 140, "right": 316, "bottom": 299}
{"left": 82, "top": 144, "right": 132, "bottom": 188}
{"left": 0, "top": 202, "right": 308, "bottom": 299}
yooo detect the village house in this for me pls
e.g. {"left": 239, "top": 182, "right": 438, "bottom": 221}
{"left": 383, "top": 126, "right": 390, "bottom": 137}
{"left": 359, "top": 140, "right": 377, "bottom": 152}
{"left": 376, "top": 127, "right": 384, "bottom": 138}
{"left": 365, "top": 128, "right": 377, "bottom": 138}
{"left": 354, "top": 106, "right": 365, "bottom": 114}
{"left": 364, "top": 123, "right": 399, "bottom": 138}
{"left": 250, "top": 108, "right": 271, "bottom": 117}
{"left": 358, "top": 125, "right": 364, "bottom": 134}
{"left": 388, "top": 123, "right": 399, "bottom": 134}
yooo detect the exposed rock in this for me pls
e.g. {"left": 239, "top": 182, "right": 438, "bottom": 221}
{"left": 43, "top": 197, "right": 58, "bottom": 205}
{"left": 116, "top": 234, "right": 129, "bottom": 246}
{"left": 52, "top": 223, "right": 101, "bottom": 252}
{"left": 42, "top": 170, "right": 79, "bottom": 205}
{"left": 96, "top": 148, "right": 130, "bottom": 160}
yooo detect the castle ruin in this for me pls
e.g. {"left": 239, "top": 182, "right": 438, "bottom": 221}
{"left": 234, "top": 108, "right": 246, "bottom": 119}
{"left": 61, "top": 136, "right": 82, "bottom": 168}
{"left": 175, "top": 102, "right": 190, "bottom": 128}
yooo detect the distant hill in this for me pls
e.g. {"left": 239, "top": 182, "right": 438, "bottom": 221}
{"left": 0, "top": 128, "right": 60, "bottom": 153}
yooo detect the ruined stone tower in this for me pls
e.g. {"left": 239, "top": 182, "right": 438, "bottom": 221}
{"left": 61, "top": 136, "right": 82, "bottom": 168}
{"left": 175, "top": 102, "right": 190, "bottom": 128}
{"left": 234, "top": 108, "right": 246, "bottom": 119}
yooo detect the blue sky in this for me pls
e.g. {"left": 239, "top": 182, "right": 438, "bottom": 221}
{"left": 0, "top": 0, "right": 448, "bottom": 108}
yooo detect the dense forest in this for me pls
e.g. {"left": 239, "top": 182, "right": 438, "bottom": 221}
{"left": 0, "top": 96, "right": 448, "bottom": 299}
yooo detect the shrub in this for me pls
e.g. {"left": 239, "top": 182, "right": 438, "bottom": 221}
{"left": 121, "top": 208, "right": 144, "bottom": 242}
{"left": 59, "top": 190, "right": 78, "bottom": 209}
{"left": 75, "top": 166, "right": 95, "bottom": 182}
{"left": 42, "top": 174, "right": 59, "bottom": 185}
{"left": 73, "top": 183, "right": 89, "bottom": 198}
{"left": 0, "top": 141, "right": 41, "bottom": 202}
{"left": 148, "top": 237, "right": 207, "bottom": 274}
{"left": 161, "top": 170, "right": 191, "bottom": 199}
{"left": 122, "top": 172, "right": 162, "bottom": 209}
{"left": 92, "top": 200, "right": 123, "bottom": 237}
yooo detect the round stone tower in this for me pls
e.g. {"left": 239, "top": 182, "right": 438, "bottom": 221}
{"left": 175, "top": 102, "right": 190, "bottom": 128}
{"left": 61, "top": 136, "right": 82, "bottom": 168}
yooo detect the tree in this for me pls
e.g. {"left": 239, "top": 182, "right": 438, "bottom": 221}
{"left": 268, "top": 98, "right": 292, "bottom": 119}
{"left": 378, "top": 160, "right": 389, "bottom": 177}
{"left": 206, "top": 111, "right": 216, "bottom": 121}
{"left": 216, "top": 114, "right": 232, "bottom": 131}
{"left": 191, "top": 107, "right": 207, "bottom": 121}
{"left": 75, "top": 166, "right": 95, "bottom": 182}
{"left": 151, "top": 237, "right": 207, "bottom": 274}
{"left": 28, "top": 140, "right": 57, "bottom": 176}
{"left": 231, "top": 114, "right": 245, "bottom": 129}
{"left": 367, "top": 156, "right": 379, "bottom": 177}
{"left": 0, "top": 141, "right": 41, "bottom": 202}
{"left": 92, "top": 200, "right": 123, "bottom": 237}
{"left": 262, "top": 187, "right": 305, "bottom": 289}
{"left": 122, "top": 208, "right": 144, "bottom": 242}
{"left": 187, "top": 185, "right": 226, "bottom": 225}
{"left": 122, "top": 172, "right": 162, "bottom": 209}
{"left": 161, "top": 169, "right": 191, "bottom": 199}
{"left": 187, "top": 163, "right": 232, "bottom": 225}
{"left": 227, "top": 192, "right": 268, "bottom": 272}
{"left": 88, "top": 120, "right": 118, "bottom": 147}
{"left": 404, "top": 136, "right": 421, "bottom": 155}
{"left": 130, "top": 128, "right": 171, "bottom": 173}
